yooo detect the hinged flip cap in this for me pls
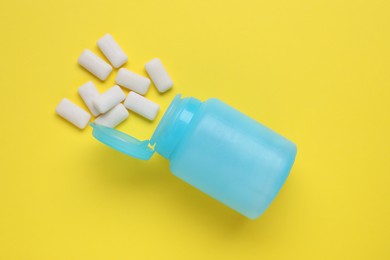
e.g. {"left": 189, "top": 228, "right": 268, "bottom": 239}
{"left": 90, "top": 123, "right": 155, "bottom": 160}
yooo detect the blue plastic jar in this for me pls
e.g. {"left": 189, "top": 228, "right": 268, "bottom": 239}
{"left": 91, "top": 94, "right": 297, "bottom": 219}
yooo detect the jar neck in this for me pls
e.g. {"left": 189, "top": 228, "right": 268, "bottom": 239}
{"left": 150, "top": 94, "right": 201, "bottom": 159}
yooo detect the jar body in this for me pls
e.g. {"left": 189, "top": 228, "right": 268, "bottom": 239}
{"left": 91, "top": 94, "right": 297, "bottom": 219}
{"left": 168, "top": 98, "right": 297, "bottom": 219}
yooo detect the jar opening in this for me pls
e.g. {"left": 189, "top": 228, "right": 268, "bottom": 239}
{"left": 151, "top": 94, "right": 201, "bottom": 159}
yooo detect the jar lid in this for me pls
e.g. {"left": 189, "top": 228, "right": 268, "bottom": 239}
{"left": 90, "top": 123, "right": 154, "bottom": 160}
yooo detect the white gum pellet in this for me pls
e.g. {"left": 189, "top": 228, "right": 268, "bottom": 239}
{"left": 144, "top": 58, "right": 173, "bottom": 93}
{"left": 97, "top": 34, "right": 128, "bottom": 68}
{"left": 92, "top": 85, "right": 126, "bottom": 114}
{"left": 94, "top": 104, "right": 129, "bottom": 128}
{"left": 115, "top": 68, "right": 151, "bottom": 95}
{"left": 56, "top": 98, "right": 91, "bottom": 129}
{"left": 78, "top": 81, "right": 100, "bottom": 116}
{"left": 78, "top": 49, "right": 113, "bottom": 81}
{"left": 124, "top": 92, "right": 160, "bottom": 121}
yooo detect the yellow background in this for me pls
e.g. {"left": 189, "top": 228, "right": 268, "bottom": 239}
{"left": 0, "top": 0, "right": 389, "bottom": 259}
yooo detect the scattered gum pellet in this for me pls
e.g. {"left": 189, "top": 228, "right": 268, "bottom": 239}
{"left": 78, "top": 49, "right": 112, "bottom": 81}
{"left": 145, "top": 58, "right": 173, "bottom": 93}
{"left": 94, "top": 104, "right": 129, "bottom": 128}
{"left": 78, "top": 81, "right": 100, "bottom": 116}
{"left": 56, "top": 98, "right": 91, "bottom": 129}
{"left": 124, "top": 91, "right": 159, "bottom": 121}
{"left": 97, "top": 34, "right": 128, "bottom": 68}
{"left": 92, "top": 85, "right": 126, "bottom": 114}
{"left": 116, "top": 68, "right": 151, "bottom": 95}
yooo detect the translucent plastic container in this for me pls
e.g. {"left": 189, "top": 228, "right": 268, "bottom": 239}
{"left": 91, "top": 94, "right": 297, "bottom": 219}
